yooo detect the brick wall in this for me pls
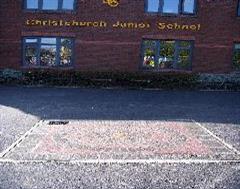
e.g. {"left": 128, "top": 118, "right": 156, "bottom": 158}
{"left": 0, "top": 0, "right": 240, "bottom": 73}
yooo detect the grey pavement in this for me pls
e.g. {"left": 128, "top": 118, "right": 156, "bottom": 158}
{"left": 0, "top": 86, "right": 240, "bottom": 189}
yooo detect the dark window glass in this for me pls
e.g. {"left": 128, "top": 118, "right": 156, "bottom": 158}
{"left": 143, "top": 40, "right": 157, "bottom": 68}
{"left": 159, "top": 41, "right": 175, "bottom": 69}
{"left": 23, "top": 37, "right": 73, "bottom": 68}
{"left": 146, "top": 0, "right": 196, "bottom": 15}
{"left": 25, "top": 45, "right": 38, "bottom": 66}
{"left": 24, "top": 38, "right": 38, "bottom": 66}
{"left": 233, "top": 43, "right": 240, "bottom": 70}
{"left": 177, "top": 49, "right": 191, "bottom": 69}
{"left": 60, "top": 39, "right": 73, "bottom": 66}
{"left": 179, "top": 41, "right": 191, "bottom": 48}
{"left": 40, "top": 45, "right": 57, "bottom": 66}
{"left": 177, "top": 41, "right": 192, "bottom": 69}
{"left": 142, "top": 39, "right": 193, "bottom": 71}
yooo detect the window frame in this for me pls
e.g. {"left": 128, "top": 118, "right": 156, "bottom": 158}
{"left": 22, "top": 36, "right": 75, "bottom": 68}
{"left": 237, "top": 0, "right": 240, "bottom": 16}
{"left": 145, "top": 0, "right": 197, "bottom": 16}
{"left": 23, "top": 0, "right": 77, "bottom": 12}
{"left": 140, "top": 39, "right": 194, "bottom": 72}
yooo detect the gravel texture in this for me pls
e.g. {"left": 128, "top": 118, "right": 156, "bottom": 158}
{"left": 0, "top": 86, "right": 239, "bottom": 188}
{"left": 0, "top": 162, "right": 240, "bottom": 189}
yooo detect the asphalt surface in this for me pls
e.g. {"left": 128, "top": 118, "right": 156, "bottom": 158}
{"left": 0, "top": 86, "right": 239, "bottom": 189}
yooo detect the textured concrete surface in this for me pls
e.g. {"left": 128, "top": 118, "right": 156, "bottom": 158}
{"left": 0, "top": 105, "right": 39, "bottom": 153}
{"left": 0, "top": 86, "right": 240, "bottom": 188}
{"left": 3, "top": 120, "right": 239, "bottom": 161}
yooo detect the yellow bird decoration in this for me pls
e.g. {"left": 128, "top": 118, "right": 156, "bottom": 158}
{"left": 103, "top": 0, "right": 119, "bottom": 7}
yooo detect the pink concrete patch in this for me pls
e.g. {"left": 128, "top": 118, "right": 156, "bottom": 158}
{"left": 34, "top": 121, "right": 211, "bottom": 158}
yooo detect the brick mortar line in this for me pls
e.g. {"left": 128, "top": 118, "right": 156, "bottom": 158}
{"left": 0, "top": 120, "right": 43, "bottom": 158}
{"left": 193, "top": 120, "right": 240, "bottom": 156}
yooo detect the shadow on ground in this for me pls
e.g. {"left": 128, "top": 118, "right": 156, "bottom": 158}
{"left": 0, "top": 86, "right": 239, "bottom": 124}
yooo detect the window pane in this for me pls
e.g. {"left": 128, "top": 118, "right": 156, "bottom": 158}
{"left": 40, "top": 45, "right": 57, "bottom": 66}
{"left": 177, "top": 49, "right": 191, "bottom": 69}
{"left": 147, "top": 0, "right": 160, "bottom": 12}
{"left": 61, "top": 38, "right": 72, "bottom": 46}
{"left": 62, "top": 0, "right": 74, "bottom": 10}
{"left": 159, "top": 41, "right": 175, "bottom": 69}
{"left": 183, "top": 0, "right": 195, "bottom": 13}
{"left": 26, "top": 0, "right": 38, "bottom": 9}
{"left": 60, "top": 39, "right": 72, "bottom": 66}
{"left": 25, "top": 38, "right": 38, "bottom": 43}
{"left": 163, "top": 0, "right": 179, "bottom": 14}
{"left": 238, "top": 1, "right": 240, "bottom": 16}
{"left": 25, "top": 45, "right": 38, "bottom": 66}
{"left": 42, "top": 0, "right": 58, "bottom": 10}
{"left": 60, "top": 46, "right": 72, "bottom": 66}
{"left": 235, "top": 44, "right": 240, "bottom": 50}
{"left": 143, "top": 40, "right": 157, "bottom": 68}
{"left": 41, "top": 38, "right": 57, "bottom": 44}
{"left": 233, "top": 51, "right": 240, "bottom": 70}
{"left": 179, "top": 41, "right": 191, "bottom": 48}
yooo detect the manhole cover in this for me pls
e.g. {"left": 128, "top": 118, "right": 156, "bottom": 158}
{"left": 3, "top": 120, "right": 240, "bottom": 161}
{"left": 48, "top": 121, "right": 69, "bottom": 125}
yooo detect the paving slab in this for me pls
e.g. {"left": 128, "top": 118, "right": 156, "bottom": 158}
{"left": 2, "top": 120, "right": 239, "bottom": 162}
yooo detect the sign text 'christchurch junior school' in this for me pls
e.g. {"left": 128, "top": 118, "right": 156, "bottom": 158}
{"left": 25, "top": 19, "right": 201, "bottom": 32}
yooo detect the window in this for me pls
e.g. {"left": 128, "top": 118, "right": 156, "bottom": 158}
{"left": 162, "top": 0, "right": 179, "bottom": 14}
{"left": 238, "top": 0, "right": 240, "bottom": 16}
{"left": 233, "top": 43, "right": 240, "bottom": 71}
{"left": 23, "top": 37, "right": 74, "bottom": 67}
{"left": 42, "top": 0, "right": 58, "bottom": 10}
{"left": 25, "top": 0, "right": 75, "bottom": 11}
{"left": 62, "top": 0, "right": 75, "bottom": 10}
{"left": 26, "top": 0, "right": 38, "bottom": 9}
{"left": 147, "top": 0, "right": 160, "bottom": 12}
{"left": 146, "top": 0, "right": 197, "bottom": 15}
{"left": 142, "top": 40, "right": 193, "bottom": 71}
{"left": 183, "top": 0, "right": 195, "bottom": 14}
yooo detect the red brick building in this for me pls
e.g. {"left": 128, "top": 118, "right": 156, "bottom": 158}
{"left": 0, "top": 0, "right": 240, "bottom": 73}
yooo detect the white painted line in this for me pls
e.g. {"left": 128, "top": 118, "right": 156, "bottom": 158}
{"left": 193, "top": 120, "right": 240, "bottom": 155}
{"left": 0, "top": 158, "right": 239, "bottom": 165}
{"left": 0, "top": 120, "right": 43, "bottom": 158}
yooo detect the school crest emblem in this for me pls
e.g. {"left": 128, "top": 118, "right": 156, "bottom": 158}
{"left": 103, "top": 0, "right": 119, "bottom": 7}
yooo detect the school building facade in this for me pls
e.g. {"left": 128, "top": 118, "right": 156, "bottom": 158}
{"left": 0, "top": 0, "right": 240, "bottom": 73}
